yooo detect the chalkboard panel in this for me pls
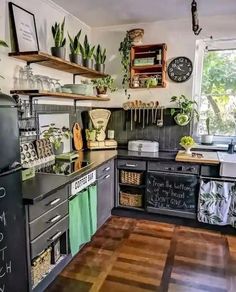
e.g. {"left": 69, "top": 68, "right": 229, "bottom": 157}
{"left": 146, "top": 172, "right": 198, "bottom": 212}
{"left": 0, "top": 170, "right": 28, "bottom": 292}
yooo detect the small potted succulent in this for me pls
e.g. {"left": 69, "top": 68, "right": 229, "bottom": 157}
{"left": 93, "top": 44, "right": 106, "bottom": 73}
{"left": 201, "top": 117, "right": 214, "bottom": 145}
{"left": 79, "top": 35, "right": 95, "bottom": 69}
{"left": 51, "top": 18, "right": 66, "bottom": 59}
{"left": 180, "top": 136, "right": 196, "bottom": 155}
{"left": 68, "top": 29, "right": 82, "bottom": 64}
{"left": 170, "top": 95, "right": 199, "bottom": 126}
{"left": 41, "top": 123, "right": 71, "bottom": 155}
{"left": 92, "top": 76, "right": 117, "bottom": 97}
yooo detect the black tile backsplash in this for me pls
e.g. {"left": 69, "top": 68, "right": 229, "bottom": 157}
{"left": 34, "top": 105, "right": 190, "bottom": 151}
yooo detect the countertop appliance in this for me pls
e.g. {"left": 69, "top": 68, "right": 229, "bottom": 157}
{"left": 0, "top": 93, "right": 28, "bottom": 291}
{"left": 128, "top": 140, "right": 159, "bottom": 152}
{"left": 146, "top": 161, "right": 200, "bottom": 219}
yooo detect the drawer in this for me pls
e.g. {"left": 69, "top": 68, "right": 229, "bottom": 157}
{"left": 97, "top": 159, "right": 114, "bottom": 178}
{"left": 30, "top": 215, "right": 68, "bottom": 259}
{"left": 148, "top": 161, "right": 200, "bottom": 175}
{"left": 28, "top": 186, "right": 68, "bottom": 222}
{"left": 117, "top": 159, "right": 146, "bottom": 171}
{"left": 29, "top": 200, "right": 68, "bottom": 241}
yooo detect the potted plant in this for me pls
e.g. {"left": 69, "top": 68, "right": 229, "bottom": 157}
{"left": 170, "top": 95, "right": 199, "bottom": 126}
{"left": 79, "top": 35, "right": 95, "bottom": 69}
{"left": 127, "top": 28, "right": 144, "bottom": 45}
{"left": 119, "top": 32, "right": 132, "bottom": 95}
{"left": 41, "top": 123, "right": 71, "bottom": 155}
{"left": 180, "top": 136, "right": 196, "bottom": 155}
{"left": 68, "top": 29, "right": 82, "bottom": 64}
{"left": 201, "top": 117, "right": 214, "bottom": 144}
{"left": 51, "top": 18, "right": 66, "bottom": 59}
{"left": 92, "top": 76, "right": 116, "bottom": 97}
{"left": 0, "top": 39, "right": 8, "bottom": 81}
{"left": 146, "top": 76, "right": 158, "bottom": 88}
{"left": 93, "top": 44, "right": 106, "bottom": 73}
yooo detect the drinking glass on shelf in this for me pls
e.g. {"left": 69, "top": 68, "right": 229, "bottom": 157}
{"left": 48, "top": 78, "right": 56, "bottom": 92}
{"left": 34, "top": 75, "right": 43, "bottom": 91}
{"left": 41, "top": 76, "right": 50, "bottom": 92}
{"left": 28, "top": 69, "right": 35, "bottom": 89}
{"left": 54, "top": 79, "right": 62, "bottom": 92}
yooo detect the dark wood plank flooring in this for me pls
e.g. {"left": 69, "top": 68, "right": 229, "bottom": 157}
{"left": 46, "top": 216, "right": 236, "bottom": 292}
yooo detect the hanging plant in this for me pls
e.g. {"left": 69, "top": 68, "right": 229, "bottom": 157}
{"left": 0, "top": 39, "right": 8, "bottom": 80}
{"left": 119, "top": 32, "right": 132, "bottom": 96}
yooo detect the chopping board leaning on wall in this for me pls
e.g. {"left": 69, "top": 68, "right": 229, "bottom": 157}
{"left": 73, "top": 123, "right": 83, "bottom": 151}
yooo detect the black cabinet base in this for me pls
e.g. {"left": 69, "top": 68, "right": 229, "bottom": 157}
{"left": 112, "top": 207, "right": 236, "bottom": 235}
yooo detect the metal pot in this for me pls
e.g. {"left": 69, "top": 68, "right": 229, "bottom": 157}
{"left": 51, "top": 47, "right": 66, "bottom": 59}
{"left": 69, "top": 54, "right": 82, "bottom": 65}
{"left": 82, "top": 59, "right": 94, "bottom": 69}
{"left": 95, "top": 63, "right": 105, "bottom": 73}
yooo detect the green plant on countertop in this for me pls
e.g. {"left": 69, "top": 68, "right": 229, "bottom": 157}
{"left": 0, "top": 39, "right": 8, "bottom": 80}
{"left": 51, "top": 18, "right": 66, "bottom": 47}
{"left": 119, "top": 32, "right": 132, "bottom": 95}
{"left": 41, "top": 123, "right": 71, "bottom": 150}
{"left": 80, "top": 35, "right": 95, "bottom": 60}
{"left": 170, "top": 95, "right": 199, "bottom": 126}
{"left": 93, "top": 44, "right": 106, "bottom": 64}
{"left": 206, "top": 117, "right": 211, "bottom": 135}
{"left": 180, "top": 136, "right": 196, "bottom": 148}
{"left": 68, "top": 29, "right": 81, "bottom": 54}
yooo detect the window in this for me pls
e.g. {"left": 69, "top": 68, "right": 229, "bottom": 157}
{"left": 194, "top": 39, "right": 236, "bottom": 141}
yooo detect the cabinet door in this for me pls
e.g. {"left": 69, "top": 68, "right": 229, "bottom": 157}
{"left": 97, "top": 161, "right": 114, "bottom": 228}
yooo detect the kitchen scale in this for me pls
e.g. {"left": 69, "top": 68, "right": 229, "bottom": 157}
{"left": 87, "top": 109, "right": 117, "bottom": 150}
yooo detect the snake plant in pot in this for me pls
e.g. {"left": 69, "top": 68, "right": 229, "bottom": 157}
{"left": 92, "top": 76, "right": 116, "bottom": 97}
{"left": 80, "top": 35, "right": 95, "bottom": 69}
{"left": 68, "top": 29, "right": 82, "bottom": 64}
{"left": 93, "top": 44, "right": 106, "bottom": 73}
{"left": 51, "top": 18, "right": 66, "bottom": 59}
{"left": 201, "top": 117, "right": 213, "bottom": 144}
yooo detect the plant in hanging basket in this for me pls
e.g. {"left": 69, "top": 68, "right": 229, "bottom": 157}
{"left": 51, "top": 17, "right": 66, "bottom": 59}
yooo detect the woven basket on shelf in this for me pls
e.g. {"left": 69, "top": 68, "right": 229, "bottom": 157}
{"left": 31, "top": 247, "right": 52, "bottom": 287}
{"left": 120, "top": 170, "right": 143, "bottom": 185}
{"left": 120, "top": 191, "right": 143, "bottom": 207}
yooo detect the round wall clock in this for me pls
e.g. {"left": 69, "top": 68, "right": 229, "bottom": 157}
{"left": 167, "top": 57, "right": 193, "bottom": 83}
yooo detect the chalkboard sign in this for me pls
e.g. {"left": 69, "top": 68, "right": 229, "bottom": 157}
{"left": 0, "top": 170, "right": 28, "bottom": 292}
{"left": 146, "top": 172, "right": 198, "bottom": 211}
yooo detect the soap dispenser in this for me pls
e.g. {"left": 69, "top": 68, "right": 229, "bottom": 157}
{"left": 227, "top": 139, "right": 234, "bottom": 154}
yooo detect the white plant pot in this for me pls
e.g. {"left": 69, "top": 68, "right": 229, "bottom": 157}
{"left": 201, "top": 135, "right": 214, "bottom": 145}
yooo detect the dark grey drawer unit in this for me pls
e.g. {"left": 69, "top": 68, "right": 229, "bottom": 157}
{"left": 28, "top": 186, "right": 68, "bottom": 222}
{"left": 97, "top": 159, "right": 114, "bottom": 179}
{"left": 30, "top": 215, "right": 69, "bottom": 259}
{"left": 117, "top": 159, "right": 146, "bottom": 171}
{"left": 29, "top": 200, "right": 68, "bottom": 241}
{"left": 148, "top": 161, "right": 200, "bottom": 175}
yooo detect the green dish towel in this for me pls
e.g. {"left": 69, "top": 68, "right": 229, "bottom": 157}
{"left": 88, "top": 184, "right": 97, "bottom": 236}
{"left": 69, "top": 195, "right": 80, "bottom": 256}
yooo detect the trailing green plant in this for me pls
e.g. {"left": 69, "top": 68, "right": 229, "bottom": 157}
{"left": 206, "top": 117, "right": 210, "bottom": 135}
{"left": 68, "top": 29, "right": 81, "bottom": 54}
{"left": 91, "top": 76, "right": 117, "bottom": 92}
{"left": 0, "top": 39, "right": 8, "bottom": 80}
{"left": 146, "top": 76, "right": 158, "bottom": 88}
{"left": 93, "top": 44, "right": 106, "bottom": 64}
{"left": 119, "top": 32, "right": 132, "bottom": 93}
{"left": 170, "top": 95, "right": 199, "bottom": 120}
{"left": 41, "top": 123, "right": 71, "bottom": 150}
{"left": 79, "top": 35, "right": 95, "bottom": 60}
{"left": 51, "top": 18, "right": 66, "bottom": 47}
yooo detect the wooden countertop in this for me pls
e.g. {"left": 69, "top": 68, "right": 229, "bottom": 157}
{"left": 175, "top": 150, "right": 220, "bottom": 164}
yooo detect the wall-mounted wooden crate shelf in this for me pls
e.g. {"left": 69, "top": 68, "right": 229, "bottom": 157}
{"left": 130, "top": 43, "right": 167, "bottom": 89}
{"left": 9, "top": 51, "right": 107, "bottom": 78}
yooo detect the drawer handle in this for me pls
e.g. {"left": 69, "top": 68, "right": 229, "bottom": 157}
{"left": 48, "top": 198, "right": 61, "bottom": 206}
{"left": 49, "top": 215, "right": 61, "bottom": 223}
{"left": 104, "top": 174, "right": 110, "bottom": 179}
{"left": 48, "top": 231, "right": 62, "bottom": 242}
{"left": 125, "top": 163, "right": 137, "bottom": 167}
{"left": 104, "top": 167, "right": 111, "bottom": 172}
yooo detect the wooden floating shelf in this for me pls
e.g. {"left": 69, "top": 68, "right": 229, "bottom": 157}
{"left": 10, "top": 90, "right": 110, "bottom": 101}
{"left": 132, "top": 64, "right": 162, "bottom": 70}
{"left": 9, "top": 51, "right": 107, "bottom": 78}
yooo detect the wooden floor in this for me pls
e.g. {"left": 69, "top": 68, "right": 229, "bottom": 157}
{"left": 47, "top": 216, "right": 236, "bottom": 292}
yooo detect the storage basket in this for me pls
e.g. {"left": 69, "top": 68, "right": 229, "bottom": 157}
{"left": 120, "top": 191, "right": 143, "bottom": 207}
{"left": 31, "top": 247, "right": 52, "bottom": 287}
{"left": 120, "top": 170, "right": 143, "bottom": 185}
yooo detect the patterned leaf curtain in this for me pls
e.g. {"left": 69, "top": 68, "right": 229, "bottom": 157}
{"left": 198, "top": 179, "right": 236, "bottom": 227}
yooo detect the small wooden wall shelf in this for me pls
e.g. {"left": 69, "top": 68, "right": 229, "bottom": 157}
{"left": 9, "top": 51, "right": 107, "bottom": 78}
{"left": 10, "top": 90, "right": 110, "bottom": 101}
{"left": 130, "top": 43, "right": 167, "bottom": 89}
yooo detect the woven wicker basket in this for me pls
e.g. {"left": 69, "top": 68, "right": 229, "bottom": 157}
{"left": 31, "top": 247, "right": 52, "bottom": 287}
{"left": 120, "top": 170, "right": 143, "bottom": 185}
{"left": 120, "top": 191, "right": 142, "bottom": 207}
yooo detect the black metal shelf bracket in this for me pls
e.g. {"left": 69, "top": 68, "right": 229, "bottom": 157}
{"left": 26, "top": 58, "right": 48, "bottom": 66}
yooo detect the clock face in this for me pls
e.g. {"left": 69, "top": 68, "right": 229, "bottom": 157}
{"left": 167, "top": 57, "right": 193, "bottom": 83}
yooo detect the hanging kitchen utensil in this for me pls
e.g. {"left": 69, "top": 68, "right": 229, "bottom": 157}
{"left": 139, "top": 100, "right": 142, "bottom": 123}
{"left": 134, "top": 100, "right": 138, "bottom": 122}
{"left": 73, "top": 123, "right": 83, "bottom": 151}
{"left": 157, "top": 107, "right": 164, "bottom": 127}
{"left": 130, "top": 102, "right": 134, "bottom": 131}
{"left": 146, "top": 103, "right": 150, "bottom": 125}
{"left": 154, "top": 101, "right": 160, "bottom": 123}
{"left": 149, "top": 101, "right": 154, "bottom": 124}
{"left": 142, "top": 103, "right": 146, "bottom": 129}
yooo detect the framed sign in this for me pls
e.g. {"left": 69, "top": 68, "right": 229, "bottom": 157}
{"left": 9, "top": 2, "right": 39, "bottom": 52}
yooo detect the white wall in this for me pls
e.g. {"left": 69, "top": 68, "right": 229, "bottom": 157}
{"left": 91, "top": 14, "right": 236, "bottom": 108}
{"left": 0, "top": 0, "right": 93, "bottom": 106}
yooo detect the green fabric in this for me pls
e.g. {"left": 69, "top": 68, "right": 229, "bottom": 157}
{"left": 88, "top": 184, "right": 98, "bottom": 235}
{"left": 69, "top": 195, "right": 80, "bottom": 256}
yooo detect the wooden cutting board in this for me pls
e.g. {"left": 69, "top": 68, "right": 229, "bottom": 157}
{"left": 73, "top": 123, "right": 83, "bottom": 151}
{"left": 175, "top": 151, "right": 220, "bottom": 164}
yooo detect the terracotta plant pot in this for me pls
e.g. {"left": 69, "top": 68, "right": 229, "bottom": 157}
{"left": 95, "top": 63, "right": 105, "bottom": 73}
{"left": 51, "top": 47, "right": 66, "bottom": 59}
{"left": 128, "top": 28, "right": 144, "bottom": 45}
{"left": 82, "top": 59, "right": 93, "bottom": 69}
{"left": 96, "top": 86, "right": 108, "bottom": 97}
{"left": 69, "top": 54, "right": 82, "bottom": 65}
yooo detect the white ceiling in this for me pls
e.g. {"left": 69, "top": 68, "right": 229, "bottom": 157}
{"left": 53, "top": 0, "right": 236, "bottom": 27}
